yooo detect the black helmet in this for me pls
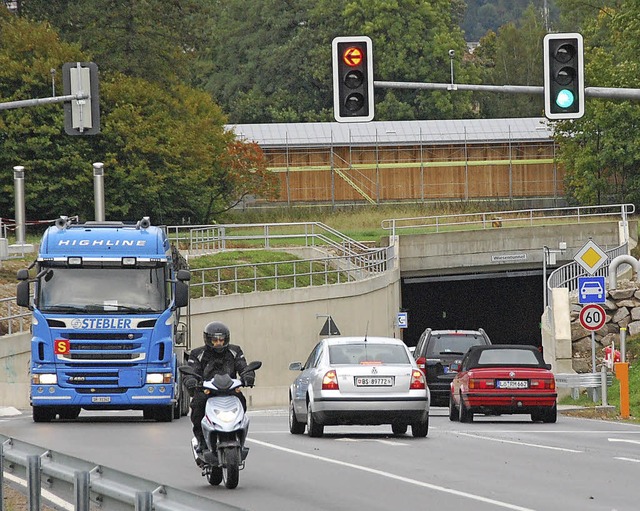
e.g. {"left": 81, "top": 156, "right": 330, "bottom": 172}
{"left": 203, "top": 321, "right": 230, "bottom": 353}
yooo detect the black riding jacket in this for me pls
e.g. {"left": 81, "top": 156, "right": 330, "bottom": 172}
{"left": 186, "top": 344, "right": 253, "bottom": 382}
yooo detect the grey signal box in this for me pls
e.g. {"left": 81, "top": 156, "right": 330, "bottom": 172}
{"left": 62, "top": 62, "right": 100, "bottom": 135}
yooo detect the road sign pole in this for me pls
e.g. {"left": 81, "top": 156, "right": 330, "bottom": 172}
{"left": 591, "top": 331, "right": 596, "bottom": 373}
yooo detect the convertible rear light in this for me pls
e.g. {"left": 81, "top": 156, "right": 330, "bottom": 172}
{"left": 410, "top": 369, "right": 426, "bottom": 389}
{"left": 322, "top": 370, "right": 339, "bottom": 390}
{"left": 531, "top": 378, "right": 555, "bottom": 390}
{"left": 468, "top": 378, "right": 495, "bottom": 389}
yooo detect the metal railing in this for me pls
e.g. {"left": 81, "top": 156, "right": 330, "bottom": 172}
{"left": 190, "top": 248, "right": 391, "bottom": 298}
{"left": 381, "top": 203, "right": 635, "bottom": 236}
{"left": 547, "top": 243, "right": 630, "bottom": 298}
{"left": 0, "top": 435, "right": 239, "bottom": 511}
{"left": 165, "top": 222, "right": 372, "bottom": 259}
{"left": 0, "top": 296, "right": 31, "bottom": 335}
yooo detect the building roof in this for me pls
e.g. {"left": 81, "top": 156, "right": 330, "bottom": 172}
{"left": 226, "top": 118, "right": 554, "bottom": 148}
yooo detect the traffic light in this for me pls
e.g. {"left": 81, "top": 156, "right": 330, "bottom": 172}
{"left": 543, "top": 33, "right": 584, "bottom": 120}
{"left": 332, "top": 36, "right": 374, "bottom": 122}
{"left": 62, "top": 62, "right": 100, "bottom": 135}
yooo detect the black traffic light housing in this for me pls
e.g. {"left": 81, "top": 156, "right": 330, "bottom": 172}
{"left": 62, "top": 62, "right": 100, "bottom": 135}
{"left": 332, "top": 36, "right": 374, "bottom": 122}
{"left": 543, "top": 33, "right": 584, "bottom": 120}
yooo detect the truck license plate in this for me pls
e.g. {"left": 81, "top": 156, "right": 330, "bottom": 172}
{"left": 91, "top": 396, "right": 111, "bottom": 403}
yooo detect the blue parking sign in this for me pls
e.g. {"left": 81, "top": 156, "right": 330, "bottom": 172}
{"left": 578, "top": 276, "right": 606, "bottom": 304}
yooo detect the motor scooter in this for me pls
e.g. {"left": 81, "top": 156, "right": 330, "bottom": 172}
{"left": 179, "top": 361, "right": 262, "bottom": 489}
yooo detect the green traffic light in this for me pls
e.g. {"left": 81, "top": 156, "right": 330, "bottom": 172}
{"left": 555, "top": 89, "right": 575, "bottom": 109}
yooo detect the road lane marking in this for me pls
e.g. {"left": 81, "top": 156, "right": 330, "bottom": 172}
{"left": 614, "top": 457, "right": 640, "bottom": 463}
{"left": 336, "top": 438, "right": 409, "bottom": 446}
{"left": 608, "top": 438, "right": 640, "bottom": 446}
{"left": 247, "top": 438, "right": 535, "bottom": 511}
{"left": 3, "top": 471, "right": 72, "bottom": 510}
{"left": 456, "top": 432, "right": 582, "bottom": 453}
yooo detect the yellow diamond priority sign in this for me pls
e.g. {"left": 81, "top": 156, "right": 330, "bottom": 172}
{"left": 574, "top": 239, "right": 608, "bottom": 275}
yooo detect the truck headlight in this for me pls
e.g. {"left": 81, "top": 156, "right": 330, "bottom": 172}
{"left": 146, "top": 373, "right": 172, "bottom": 384}
{"left": 33, "top": 374, "right": 57, "bottom": 385}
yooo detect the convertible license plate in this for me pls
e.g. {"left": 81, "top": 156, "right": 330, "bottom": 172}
{"left": 91, "top": 396, "right": 111, "bottom": 403}
{"left": 497, "top": 380, "right": 528, "bottom": 389}
{"left": 355, "top": 376, "right": 394, "bottom": 387}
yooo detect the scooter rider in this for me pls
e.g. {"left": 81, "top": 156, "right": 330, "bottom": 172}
{"left": 184, "top": 321, "right": 255, "bottom": 453}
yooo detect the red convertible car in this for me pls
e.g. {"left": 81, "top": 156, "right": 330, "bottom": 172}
{"left": 449, "top": 344, "right": 557, "bottom": 423}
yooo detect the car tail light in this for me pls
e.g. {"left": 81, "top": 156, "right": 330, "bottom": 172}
{"left": 416, "top": 356, "right": 426, "bottom": 373}
{"left": 409, "top": 369, "right": 425, "bottom": 389}
{"left": 468, "top": 378, "right": 495, "bottom": 389}
{"left": 322, "top": 370, "right": 339, "bottom": 390}
{"left": 530, "top": 378, "right": 555, "bottom": 390}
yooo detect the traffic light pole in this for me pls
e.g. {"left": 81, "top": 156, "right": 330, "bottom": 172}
{"left": 374, "top": 80, "right": 640, "bottom": 101}
{"left": 0, "top": 92, "right": 89, "bottom": 111}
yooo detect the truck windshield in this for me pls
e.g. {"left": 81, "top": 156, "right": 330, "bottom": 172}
{"left": 38, "top": 267, "right": 167, "bottom": 313}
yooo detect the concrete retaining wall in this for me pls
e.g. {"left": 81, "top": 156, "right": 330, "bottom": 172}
{"left": 0, "top": 268, "right": 401, "bottom": 411}
{"left": 0, "top": 332, "right": 30, "bottom": 408}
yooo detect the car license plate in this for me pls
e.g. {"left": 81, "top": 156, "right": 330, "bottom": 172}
{"left": 91, "top": 396, "right": 111, "bottom": 403}
{"left": 497, "top": 380, "right": 528, "bottom": 389}
{"left": 355, "top": 376, "right": 394, "bottom": 387}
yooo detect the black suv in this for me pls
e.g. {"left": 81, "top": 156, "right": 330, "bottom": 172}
{"left": 413, "top": 328, "right": 492, "bottom": 406}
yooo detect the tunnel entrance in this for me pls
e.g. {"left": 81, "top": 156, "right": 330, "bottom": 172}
{"left": 401, "top": 270, "right": 544, "bottom": 348}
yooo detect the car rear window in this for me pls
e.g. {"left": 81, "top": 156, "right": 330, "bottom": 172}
{"left": 329, "top": 344, "right": 410, "bottom": 365}
{"left": 476, "top": 349, "right": 541, "bottom": 366}
{"left": 427, "top": 334, "right": 487, "bottom": 356}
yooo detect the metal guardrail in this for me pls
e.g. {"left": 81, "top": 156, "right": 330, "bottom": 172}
{"left": 380, "top": 203, "right": 635, "bottom": 236}
{"left": 0, "top": 435, "right": 243, "bottom": 511}
{"left": 555, "top": 372, "right": 614, "bottom": 389}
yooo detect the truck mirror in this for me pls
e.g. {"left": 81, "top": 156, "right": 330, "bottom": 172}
{"left": 174, "top": 280, "right": 189, "bottom": 308}
{"left": 177, "top": 269, "right": 191, "bottom": 282}
{"left": 16, "top": 280, "right": 31, "bottom": 308}
{"left": 17, "top": 269, "right": 29, "bottom": 281}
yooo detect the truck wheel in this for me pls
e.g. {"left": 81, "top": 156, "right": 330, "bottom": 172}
{"left": 155, "top": 405, "right": 174, "bottom": 422}
{"left": 59, "top": 407, "right": 81, "bottom": 420}
{"left": 32, "top": 406, "right": 56, "bottom": 423}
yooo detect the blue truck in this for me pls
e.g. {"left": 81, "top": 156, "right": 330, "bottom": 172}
{"left": 16, "top": 216, "right": 191, "bottom": 422}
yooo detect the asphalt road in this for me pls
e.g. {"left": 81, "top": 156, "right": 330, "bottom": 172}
{"left": 1, "top": 406, "right": 639, "bottom": 511}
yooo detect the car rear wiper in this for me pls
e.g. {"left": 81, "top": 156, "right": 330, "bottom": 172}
{"left": 439, "top": 351, "right": 464, "bottom": 355}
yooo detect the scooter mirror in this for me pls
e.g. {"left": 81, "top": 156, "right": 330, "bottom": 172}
{"left": 178, "top": 365, "right": 200, "bottom": 378}
{"left": 244, "top": 361, "right": 262, "bottom": 372}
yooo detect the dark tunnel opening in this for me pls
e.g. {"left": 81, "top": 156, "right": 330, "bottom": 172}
{"left": 401, "top": 272, "right": 545, "bottom": 348}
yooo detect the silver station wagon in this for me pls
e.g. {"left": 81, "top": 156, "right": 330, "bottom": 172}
{"left": 288, "top": 336, "right": 430, "bottom": 437}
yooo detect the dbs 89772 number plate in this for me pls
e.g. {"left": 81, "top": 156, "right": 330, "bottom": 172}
{"left": 355, "top": 376, "right": 394, "bottom": 387}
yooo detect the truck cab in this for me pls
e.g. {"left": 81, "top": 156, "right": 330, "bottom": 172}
{"left": 17, "top": 216, "right": 191, "bottom": 422}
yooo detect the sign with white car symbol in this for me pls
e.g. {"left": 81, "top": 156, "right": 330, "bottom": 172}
{"left": 578, "top": 276, "right": 605, "bottom": 304}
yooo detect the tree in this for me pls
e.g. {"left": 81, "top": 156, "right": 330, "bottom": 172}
{"left": 0, "top": 13, "right": 277, "bottom": 225}
{"left": 554, "top": 0, "right": 640, "bottom": 206}
{"left": 473, "top": 4, "right": 547, "bottom": 118}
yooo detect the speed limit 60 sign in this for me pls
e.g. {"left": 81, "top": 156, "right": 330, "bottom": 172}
{"left": 579, "top": 304, "right": 606, "bottom": 331}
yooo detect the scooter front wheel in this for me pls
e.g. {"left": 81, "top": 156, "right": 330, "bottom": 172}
{"left": 207, "top": 466, "right": 223, "bottom": 486}
{"left": 222, "top": 447, "right": 240, "bottom": 489}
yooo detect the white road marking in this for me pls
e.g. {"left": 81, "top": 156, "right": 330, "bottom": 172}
{"left": 247, "top": 438, "right": 535, "bottom": 511}
{"left": 3, "top": 472, "right": 72, "bottom": 510}
{"left": 335, "top": 438, "right": 409, "bottom": 446}
{"left": 608, "top": 438, "right": 640, "bottom": 446}
{"left": 456, "top": 432, "right": 582, "bottom": 453}
{"left": 614, "top": 457, "right": 640, "bottom": 463}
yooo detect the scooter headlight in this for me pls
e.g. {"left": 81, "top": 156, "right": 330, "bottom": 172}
{"left": 214, "top": 408, "right": 238, "bottom": 423}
